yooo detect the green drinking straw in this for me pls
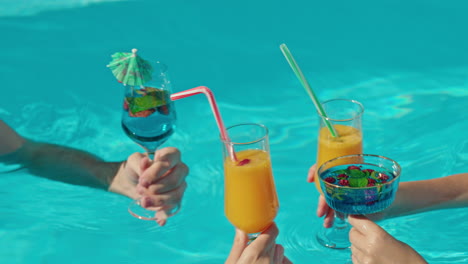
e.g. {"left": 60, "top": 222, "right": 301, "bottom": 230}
{"left": 279, "top": 43, "right": 338, "bottom": 137}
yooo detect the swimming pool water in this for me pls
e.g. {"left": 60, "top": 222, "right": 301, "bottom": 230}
{"left": 1, "top": 0, "right": 468, "bottom": 263}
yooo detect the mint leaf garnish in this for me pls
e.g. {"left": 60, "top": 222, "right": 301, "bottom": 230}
{"left": 370, "top": 171, "right": 379, "bottom": 180}
{"left": 334, "top": 169, "right": 348, "bottom": 175}
{"left": 349, "top": 177, "right": 368, "bottom": 187}
{"left": 349, "top": 169, "right": 365, "bottom": 178}
{"left": 127, "top": 88, "right": 168, "bottom": 114}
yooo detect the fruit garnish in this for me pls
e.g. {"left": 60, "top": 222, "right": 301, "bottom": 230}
{"left": 123, "top": 99, "right": 129, "bottom": 111}
{"left": 129, "top": 109, "right": 156, "bottom": 117}
{"left": 325, "top": 177, "right": 336, "bottom": 183}
{"left": 158, "top": 105, "right": 170, "bottom": 115}
{"left": 326, "top": 166, "right": 393, "bottom": 187}
{"left": 237, "top": 159, "right": 251, "bottom": 166}
{"left": 337, "top": 173, "right": 348, "bottom": 179}
{"left": 378, "top": 173, "right": 390, "bottom": 181}
{"left": 339, "top": 179, "right": 349, "bottom": 186}
{"left": 126, "top": 87, "right": 169, "bottom": 115}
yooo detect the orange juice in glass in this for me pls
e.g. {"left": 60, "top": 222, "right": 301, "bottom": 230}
{"left": 222, "top": 123, "right": 279, "bottom": 238}
{"left": 315, "top": 98, "right": 364, "bottom": 249}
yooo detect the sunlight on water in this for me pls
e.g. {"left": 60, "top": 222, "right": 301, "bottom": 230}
{"left": 0, "top": 0, "right": 127, "bottom": 17}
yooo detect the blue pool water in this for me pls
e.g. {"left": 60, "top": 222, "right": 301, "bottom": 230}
{"left": 1, "top": 0, "right": 468, "bottom": 263}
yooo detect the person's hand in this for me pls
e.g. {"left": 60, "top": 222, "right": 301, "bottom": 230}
{"left": 307, "top": 164, "right": 335, "bottom": 228}
{"left": 225, "top": 223, "right": 292, "bottom": 264}
{"left": 349, "top": 215, "right": 428, "bottom": 264}
{"left": 110, "top": 147, "right": 189, "bottom": 226}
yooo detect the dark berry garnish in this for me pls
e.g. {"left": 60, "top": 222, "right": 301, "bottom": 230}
{"left": 158, "top": 105, "right": 170, "bottom": 115}
{"left": 339, "top": 179, "right": 349, "bottom": 186}
{"left": 129, "top": 108, "right": 156, "bottom": 117}
{"left": 123, "top": 100, "right": 129, "bottom": 111}
{"left": 378, "top": 174, "right": 390, "bottom": 181}
{"left": 348, "top": 165, "right": 361, "bottom": 170}
{"left": 367, "top": 178, "right": 376, "bottom": 185}
{"left": 363, "top": 169, "right": 374, "bottom": 173}
{"left": 337, "top": 173, "right": 348, "bottom": 179}
{"left": 237, "top": 159, "right": 250, "bottom": 166}
{"left": 325, "top": 177, "right": 336, "bottom": 184}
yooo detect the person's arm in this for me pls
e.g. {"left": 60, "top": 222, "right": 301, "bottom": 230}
{"left": 307, "top": 163, "right": 468, "bottom": 223}
{"left": 0, "top": 120, "right": 189, "bottom": 226}
{"left": 0, "top": 120, "right": 26, "bottom": 155}
{"left": 0, "top": 119, "right": 122, "bottom": 190}
{"left": 381, "top": 173, "right": 468, "bottom": 219}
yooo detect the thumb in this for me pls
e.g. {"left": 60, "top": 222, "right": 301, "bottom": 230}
{"left": 225, "top": 229, "right": 249, "bottom": 264}
{"left": 307, "top": 164, "right": 317, "bottom": 183}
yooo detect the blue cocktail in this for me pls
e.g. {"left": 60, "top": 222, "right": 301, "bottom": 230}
{"left": 318, "top": 154, "right": 402, "bottom": 248}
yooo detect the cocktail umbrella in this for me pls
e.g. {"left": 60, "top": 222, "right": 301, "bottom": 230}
{"left": 107, "top": 48, "right": 152, "bottom": 86}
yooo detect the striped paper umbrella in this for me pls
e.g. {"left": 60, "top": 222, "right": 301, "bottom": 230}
{"left": 107, "top": 48, "right": 152, "bottom": 86}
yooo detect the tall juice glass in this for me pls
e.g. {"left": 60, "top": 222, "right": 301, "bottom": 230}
{"left": 222, "top": 123, "right": 279, "bottom": 239}
{"left": 315, "top": 98, "right": 364, "bottom": 249}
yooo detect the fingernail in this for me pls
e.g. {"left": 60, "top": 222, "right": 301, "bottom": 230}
{"left": 141, "top": 196, "right": 152, "bottom": 208}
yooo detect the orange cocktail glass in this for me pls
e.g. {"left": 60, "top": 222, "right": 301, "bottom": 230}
{"left": 222, "top": 123, "right": 279, "bottom": 238}
{"left": 315, "top": 98, "right": 364, "bottom": 249}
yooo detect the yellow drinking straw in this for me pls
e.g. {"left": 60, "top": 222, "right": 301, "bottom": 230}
{"left": 280, "top": 43, "right": 338, "bottom": 137}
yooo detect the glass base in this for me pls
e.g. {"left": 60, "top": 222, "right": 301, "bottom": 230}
{"left": 128, "top": 198, "right": 180, "bottom": 221}
{"left": 316, "top": 224, "right": 351, "bottom": 249}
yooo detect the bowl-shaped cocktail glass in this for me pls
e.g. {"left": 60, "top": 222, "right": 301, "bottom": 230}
{"left": 121, "top": 61, "right": 178, "bottom": 221}
{"left": 315, "top": 98, "right": 364, "bottom": 249}
{"left": 222, "top": 123, "right": 279, "bottom": 240}
{"left": 318, "top": 154, "right": 401, "bottom": 246}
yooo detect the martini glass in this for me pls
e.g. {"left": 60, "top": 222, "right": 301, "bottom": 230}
{"left": 121, "top": 61, "right": 177, "bottom": 221}
{"left": 318, "top": 154, "right": 402, "bottom": 248}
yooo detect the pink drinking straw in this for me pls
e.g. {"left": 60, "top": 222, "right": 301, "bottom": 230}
{"left": 170, "top": 86, "right": 238, "bottom": 162}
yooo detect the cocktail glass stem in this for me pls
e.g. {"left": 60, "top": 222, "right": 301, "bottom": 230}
{"left": 316, "top": 211, "right": 351, "bottom": 249}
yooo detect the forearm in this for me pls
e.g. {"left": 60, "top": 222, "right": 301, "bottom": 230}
{"left": 8, "top": 139, "right": 123, "bottom": 189}
{"left": 385, "top": 173, "right": 468, "bottom": 219}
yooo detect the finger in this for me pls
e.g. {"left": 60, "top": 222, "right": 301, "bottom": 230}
{"left": 248, "top": 223, "right": 279, "bottom": 254}
{"left": 323, "top": 205, "right": 335, "bottom": 228}
{"left": 283, "top": 256, "right": 293, "bottom": 264}
{"left": 348, "top": 215, "right": 382, "bottom": 234}
{"left": 307, "top": 164, "right": 317, "bottom": 183}
{"left": 351, "top": 251, "right": 360, "bottom": 264}
{"left": 141, "top": 182, "right": 187, "bottom": 209}
{"left": 350, "top": 244, "right": 364, "bottom": 264}
{"left": 139, "top": 148, "right": 182, "bottom": 187}
{"left": 145, "top": 162, "right": 189, "bottom": 194}
{"left": 349, "top": 227, "right": 365, "bottom": 247}
{"left": 139, "top": 155, "right": 152, "bottom": 172}
{"left": 125, "top": 152, "right": 145, "bottom": 174}
{"left": 225, "top": 229, "right": 249, "bottom": 264}
{"left": 316, "top": 195, "right": 328, "bottom": 217}
{"left": 154, "top": 210, "right": 168, "bottom": 226}
{"left": 154, "top": 147, "right": 181, "bottom": 162}
{"left": 273, "top": 244, "right": 285, "bottom": 263}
